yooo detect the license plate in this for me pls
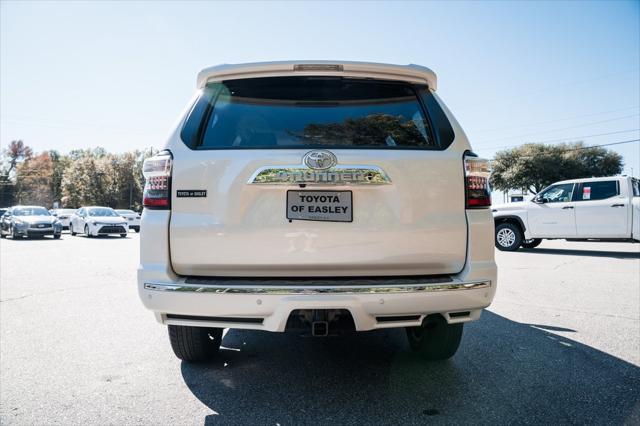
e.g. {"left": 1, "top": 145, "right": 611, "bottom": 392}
{"left": 287, "top": 190, "right": 352, "bottom": 222}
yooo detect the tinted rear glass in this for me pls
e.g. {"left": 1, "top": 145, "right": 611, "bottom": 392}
{"left": 197, "top": 77, "right": 434, "bottom": 149}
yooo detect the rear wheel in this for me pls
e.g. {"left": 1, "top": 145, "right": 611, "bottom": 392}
{"left": 53, "top": 234, "right": 61, "bottom": 240}
{"left": 11, "top": 226, "right": 20, "bottom": 240}
{"left": 120, "top": 234, "right": 127, "bottom": 238}
{"left": 406, "top": 315, "right": 463, "bottom": 361}
{"left": 521, "top": 238, "right": 542, "bottom": 249}
{"left": 495, "top": 223, "right": 523, "bottom": 251}
{"left": 70, "top": 223, "right": 77, "bottom": 236}
{"left": 168, "top": 325, "right": 223, "bottom": 362}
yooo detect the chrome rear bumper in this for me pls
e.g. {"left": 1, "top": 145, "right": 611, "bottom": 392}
{"left": 143, "top": 279, "right": 491, "bottom": 295}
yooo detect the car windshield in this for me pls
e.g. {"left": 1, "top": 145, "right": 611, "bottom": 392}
{"left": 13, "top": 207, "right": 50, "bottom": 216}
{"left": 199, "top": 77, "right": 434, "bottom": 149}
{"left": 116, "top": 210, "right": 136, "bottom": 214}
{"left": 87, "top": 208, "right": 119, "bottom": 217}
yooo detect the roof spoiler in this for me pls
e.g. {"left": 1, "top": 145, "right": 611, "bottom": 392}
{"left": 196, "top": 61, "right": 437, "bottom": 91}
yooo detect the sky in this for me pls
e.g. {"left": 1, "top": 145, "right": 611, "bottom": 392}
{"left": 1, "top": 0, "right": 639, "bottom": 178}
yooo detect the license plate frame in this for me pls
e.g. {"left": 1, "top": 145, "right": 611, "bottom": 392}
{"left": 286, "top": 190, "right": 353, "bottom": 223}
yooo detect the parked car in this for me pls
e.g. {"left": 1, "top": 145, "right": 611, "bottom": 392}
{"left": 115, "top": 209, "right": 141, "bottom": 232}
{"left": 492, "top": 176, "right": 640, "bottom": 251}
{"left": 0, "top": 206, "right": 62, "bottom": 239}
{"left": 70, "top": 206, "right": 129, "bottom": 237}
{"left": 50, "top": 208, "right": 77, "bottom": 230}
{"left": 138, "top": 61, "right": 497, "bottom": 362}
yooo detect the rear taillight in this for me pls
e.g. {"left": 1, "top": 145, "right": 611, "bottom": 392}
{"left": 464, "top": 154, "right": 491, "bottom": 208}
{"left": 142, "top": 151, "right": 172, "bottom": 209}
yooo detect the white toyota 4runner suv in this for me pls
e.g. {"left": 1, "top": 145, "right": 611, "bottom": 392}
{"left": 138, "top": 61, "right": 497, "bottom": 362}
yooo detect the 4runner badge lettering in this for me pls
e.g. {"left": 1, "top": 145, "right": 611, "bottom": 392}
{"left": 248, "top": 152, "right": 391, "bottom": 185}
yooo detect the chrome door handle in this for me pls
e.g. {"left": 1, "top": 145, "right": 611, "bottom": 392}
{"left": 611, "top": 203, "right": 625, "bottom": 207}
{"left": 562, "top": 206, "right": 574, "bottom": 209}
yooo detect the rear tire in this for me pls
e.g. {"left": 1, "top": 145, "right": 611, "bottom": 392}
{"left": 11, "top": 226, "right": 20, "bottom": 240}
{"left": 168, "top": 325, "right": 223, "bottom": 362}
{"left": 406, "top": 315, "right": 463, "bottom": 361}
{"left": 120, "top": 234, "right": 127, "bottom": 238}
{"left": 134, "top": 228, "right": 140, "bottom": 233}
{"left": 53, "top": 234, "right": 61, "bottom": 240}
{"left": 70, "top": 223, "right": 77, "bottom": 236}
{"left": 495, "top": 222, "right": 523, "bottom": 251}
{"left": 521, "top": 238, "right": 542, "bottom": 249}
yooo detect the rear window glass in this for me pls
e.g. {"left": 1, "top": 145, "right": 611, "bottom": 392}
{"left": 577, "top": 181, "right": 619, "bottom": 201}
{"left": 197, "top": 77, "right": 434, "bottom": 149}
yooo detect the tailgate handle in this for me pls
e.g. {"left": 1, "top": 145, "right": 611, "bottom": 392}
{"left": 611, "top": 203, "right": 625, "bottom": 207}
{"left": 562, "top": 206, "right": 574, "bottom": 210}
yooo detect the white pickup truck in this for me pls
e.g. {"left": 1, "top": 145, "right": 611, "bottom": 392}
{"left": 492, "top": 176, "right": 640, "bottom": 251}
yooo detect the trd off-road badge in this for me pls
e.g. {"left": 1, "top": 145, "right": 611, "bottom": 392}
{"left": 248, "top": 150, "right": 391, "bottom": 185}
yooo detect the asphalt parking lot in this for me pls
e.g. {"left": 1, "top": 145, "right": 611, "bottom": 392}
{"left": 1, "top": 233, "right": 639, "bottom": 425}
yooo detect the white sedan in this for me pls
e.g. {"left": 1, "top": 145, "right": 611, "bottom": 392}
{"left": 50, "top": 208, "right": 77, "bottom": 230}
{"left": 70, "top": 206, "right": 129, "bottom": 238}
{"left": 115, "top": 209, "right": 141, "bottom": 232}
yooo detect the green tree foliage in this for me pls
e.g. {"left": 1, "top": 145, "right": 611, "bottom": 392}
{"left": 490, "top": 142, "right": 624, "bottom": 194}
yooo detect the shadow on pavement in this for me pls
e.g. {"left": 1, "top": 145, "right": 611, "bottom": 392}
{"left": 181, "top": 311, "right": 640, "bottom": 425}
{"left": 520, "top": 247, "right": 640, "bottom": 259}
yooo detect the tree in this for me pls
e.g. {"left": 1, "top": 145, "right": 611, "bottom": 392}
{"left": 4, "top": 144, "right": 155, "bottom": 209}
{"left": 1, "top": 141, "right": 34, "bottom": 206}
{"left": 49, "top": 150, "right": 70, "bottom": 205}
{"left": 59, "top": 148, "right": 148, "bottom": 209}
{"left": 4, "top": 140, "right": 33, "bottom": 175}
{"left": 61, "top": 154, "right": 104, "bottom": 207}
{"left": 296, "top": 114, "right": 426, "bottom": 146}
{"left": 490, "top": 142, "right": 623, "bottom": 194}
{"left": 0, "top": 174, "right": 14, "bottom": 206}
{"left": 15, "top": 153, "right": 55, "bottom": 206}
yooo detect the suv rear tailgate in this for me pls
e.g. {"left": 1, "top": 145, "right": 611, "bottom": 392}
{"left": 167, "top": 76, "right": 468, "bottom": 277}
{"left": 169, "top": 148, "right": 467, "bottom": 277}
